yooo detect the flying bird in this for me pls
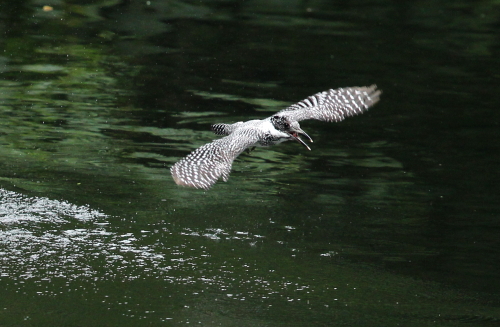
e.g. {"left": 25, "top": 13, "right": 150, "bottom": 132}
{"left": 171, "top": 85, "right": 381, "bottom": 189}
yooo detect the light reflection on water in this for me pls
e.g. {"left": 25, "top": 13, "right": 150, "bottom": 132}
{"left": 0, "top": 187, "right": 497, "bottom": 325}
{"left": 0, "top": 189, "right": 106, "bottom": 225}
{"left": 0, "top": 188, "right": 311, "bottom": 304}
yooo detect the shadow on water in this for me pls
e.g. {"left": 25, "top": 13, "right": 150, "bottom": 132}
{"left": 0, "top": 0, "right": 499, "bottom": 326}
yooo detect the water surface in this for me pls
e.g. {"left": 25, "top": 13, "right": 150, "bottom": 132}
{"left": 0, "top": 0, "right": 499, "bottom": 326}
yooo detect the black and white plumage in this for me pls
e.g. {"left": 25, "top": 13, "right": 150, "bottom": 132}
{"left": 171, "top": 85, "right": 381, "bottom": 189}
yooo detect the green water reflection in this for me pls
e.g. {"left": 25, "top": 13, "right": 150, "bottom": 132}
{"left": 1, "top": 0, "right": 499, "bottom": 326}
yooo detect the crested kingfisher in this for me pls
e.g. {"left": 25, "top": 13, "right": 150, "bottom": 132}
{"left": 171, "top": 85, "right": 381, "bottom": 189}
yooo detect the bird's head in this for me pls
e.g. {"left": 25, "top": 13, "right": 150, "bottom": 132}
{"left": 271, "top": 115, "right": 313, "bottom": 150}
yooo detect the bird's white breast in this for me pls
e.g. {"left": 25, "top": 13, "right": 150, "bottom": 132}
{"left": 234, "top": 119, "right": 289, "bottom": 147}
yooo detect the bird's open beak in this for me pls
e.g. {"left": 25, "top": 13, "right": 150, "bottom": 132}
{"left": 289, "top": 128, "right": 313, "bottom": 151}
{"left": 298, "top": 129, "right": 313, "bottom": 143}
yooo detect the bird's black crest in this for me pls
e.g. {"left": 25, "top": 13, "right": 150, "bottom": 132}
{"left": 271, "top": 115, "right": 290, "bottom": 132}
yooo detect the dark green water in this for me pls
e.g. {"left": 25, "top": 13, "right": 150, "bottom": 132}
{"left": 1, "top": 0, "right": 499, "bottom": 326}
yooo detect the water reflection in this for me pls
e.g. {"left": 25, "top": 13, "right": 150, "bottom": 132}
{"left": 1, "top": 181, "right": 499, "bottom": 325}
{"left": 0, "top": 188, "right": 319, "bottom": 324}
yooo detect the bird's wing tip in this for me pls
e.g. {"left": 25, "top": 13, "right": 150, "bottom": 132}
{"left": 172, "top": 175, "right": 211, "bottom": 190}
{"left": 171, "top": 166, "right": 214, "bottom": 190}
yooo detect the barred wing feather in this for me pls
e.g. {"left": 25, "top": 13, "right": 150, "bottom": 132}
{"left": 171, "top": 129, "right": 260, "bottom": 189}
{"left": 277, "top": 85, "right": 381, "bottom": 123}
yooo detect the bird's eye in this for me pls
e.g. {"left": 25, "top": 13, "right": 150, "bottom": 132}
{"left": 284, "top": 122, "right": 290, "bottom": 129}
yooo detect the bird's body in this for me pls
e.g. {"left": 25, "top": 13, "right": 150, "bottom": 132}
{"left": 213, "top": 118, "right": 299, "bottom": 147}
{"left": 171, "top": 85, "right": 381, "bottom": 189}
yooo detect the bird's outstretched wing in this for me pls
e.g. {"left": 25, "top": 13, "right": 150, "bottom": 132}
{"left": 277, "top": 85, "right": 381, "bottom": 123}
{"left": 171, "top": 128, "right": 260, "bottom": 189}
